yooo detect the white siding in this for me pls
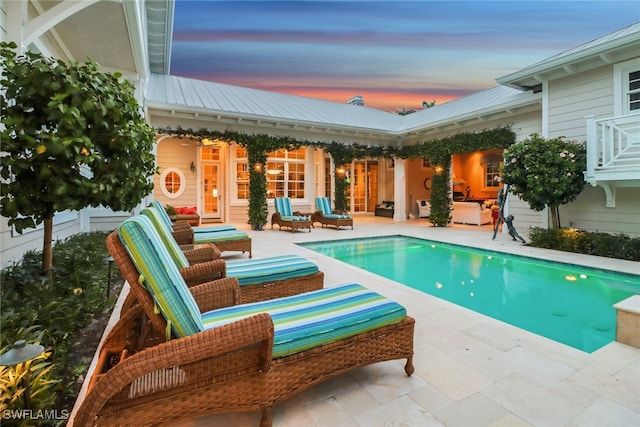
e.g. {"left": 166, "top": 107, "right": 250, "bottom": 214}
{"left": 559, "top": 186, "right": 640, "bottom": 237}
{"left": 0, "top": 217, "right": 80, "bottom": 269}
{"left": 154, "top": 138, "right": 199, "bottom": 208}
{"left": 548, "top": 66, "right": 614, "bottom": 140}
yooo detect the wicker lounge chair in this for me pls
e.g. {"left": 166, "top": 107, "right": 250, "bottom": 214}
{"left": 311, "top": 197, "right": 354, "bottom": 230}
{"left": 271, "top": 197, "right": 312, "bottom": 232}
{"left": 75, "top": 217, "right": 414, "bottom": 427}
{"left": 131, "top": 214, "right": 323, "bottom": 305}
{"left": 150, "top": 201, "right": 252, "bottom": 258}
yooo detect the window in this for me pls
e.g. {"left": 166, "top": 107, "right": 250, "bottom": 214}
{"left": 422, "top": 158, "right": 431, "bottom": 168}
{"left": 614, "top": 58, "right": 640, "bottom": 115}
{"left": 235, "top": 146, "right": 249, "bottom": 200}
{"left": 484, "top": 162, "right": 502, "bottom": 188}
{"left": 160, "top": 167, "right": 186, "bottom": 198}
{"left": 266, "top": 148, "right": 306, "bottom": 198}
{"left": 628, "top": 70, "right": 640, "bottom": 112}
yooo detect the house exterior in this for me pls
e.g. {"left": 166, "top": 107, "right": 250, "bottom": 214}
{"left": 2, "top": 1, "right": 638, "bottom": 268}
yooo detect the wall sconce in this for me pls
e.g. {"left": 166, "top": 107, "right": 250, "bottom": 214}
{"left": 336, "top": 167, "right": 346, "bottom": 177}
{"left": 190, "top": 161, "right": 195, "bottom": 172}
{"left": 434, "top": 165, "right": 444, "bottom": 175}
{"left": 253, "top": 162, "right": 263, "bottom": 173}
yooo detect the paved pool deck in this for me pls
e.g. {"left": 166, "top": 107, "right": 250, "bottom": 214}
{"left": 74, "top": 215, "right": 640, "bottom": 426}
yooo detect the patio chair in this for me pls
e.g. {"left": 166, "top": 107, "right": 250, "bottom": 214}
{"left": 133, "top": 214, "right": 323, "bottom": 304}
{"left": 271, "top": 197, "right": 312, "bottom": 232}
{"left": 75, "top": 217, "right": 414, "bottom": 427}
{"left": 311, "top": 197, "right": 354, "bottom": 230}
{"left": 149, "top": 201, "right": 252, "bottom": 258}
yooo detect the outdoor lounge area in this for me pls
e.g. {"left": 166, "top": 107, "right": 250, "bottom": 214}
{"left": 71, "top": 216, "right": 640, "bottom": 427}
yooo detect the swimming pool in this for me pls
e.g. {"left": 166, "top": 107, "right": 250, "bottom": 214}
{"left": 299, "top": 235, "right": 640, "bottom": 353}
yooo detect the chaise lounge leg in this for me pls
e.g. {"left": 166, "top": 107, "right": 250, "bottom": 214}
{"left": 260, "top": 407, "right": 273, "bottom": 427}
{"left": 404, "top": 356, "right": 415, "bottom": 376}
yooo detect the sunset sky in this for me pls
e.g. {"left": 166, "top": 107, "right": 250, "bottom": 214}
{"left": 170, "top": 1, "right": 639, "bottom": 112}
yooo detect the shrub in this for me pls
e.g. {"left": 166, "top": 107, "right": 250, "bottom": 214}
{"left": 528, "top": 227, "right": 640, "bottom": 261}
{"left": 0, "top": 231, "right": 117, "bottom": 420}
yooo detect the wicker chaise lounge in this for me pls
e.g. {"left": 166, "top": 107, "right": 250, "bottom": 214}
{"left": 311, "top": 197, "right": 354, "bottom": 230}
{"left": 271, "top": 197, "right": 312, "bottom": 232}
{"left": 75, "top": 217, "right": 415, "bottom": 427}
{"left": 150, "top": 201, "right": 253, "bottom": 258}
{"left": 136, "top": 213, "right": 323, "bottom": 303}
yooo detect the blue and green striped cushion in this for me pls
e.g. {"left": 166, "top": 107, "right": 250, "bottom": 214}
{"left": 149, "top": 200, "right": 174, "bottom": 229}
{"left": 193, "top": 229, "right": 249, "bottom": 244}
{"left": 323, "top": 213, "right": 351, "bottom": 220}
{"left": 141, "top": 207, "right": 190, "bottom": 269}
{"left": 193, "top": 224, "right": 237, "bottom": 234}
{"left": 226, "top": 255, "right": 318, "bottom": 286}
{"left": 118, "top": 216, "right": 204, "bottom": 338}
{"left": 274, "top": 197, "right": 293, "bottom": 216}
{"left": 201, "top": 283, "right": 407, "bottom": 358}
{"left": 280, "top": 215, "right": 310, "bottom": 221}
{"left": 316, "top": 197, "right": 332, "bottom": 216}
{"left": 150, "top": 200, "right": 238, "bottom": 234}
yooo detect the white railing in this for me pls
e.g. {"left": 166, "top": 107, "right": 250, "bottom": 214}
{"left": 586, "top": 114, "right": 640, "bottom": 177}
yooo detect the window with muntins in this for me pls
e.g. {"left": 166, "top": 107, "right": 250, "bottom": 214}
{"left": 484, "top": 162, "right": 502, "bottom": 188}
{"left": 628, "top": 70, "right": 640, "bottom": 112}
{"left": 266, "top": 148, "right": 306, "bottom": 198}
{"left": 235, "top": 146, "right": 249, "bottom": 200}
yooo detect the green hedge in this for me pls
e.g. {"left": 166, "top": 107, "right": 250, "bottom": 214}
{"left": 528, "top": 227, "right": 640, "bottom": 261}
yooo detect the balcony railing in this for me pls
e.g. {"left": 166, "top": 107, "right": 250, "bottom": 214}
{"left": 585, "top": 114, "right": 640, "bottom": 207}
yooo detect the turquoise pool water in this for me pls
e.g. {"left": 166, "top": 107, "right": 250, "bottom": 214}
{"left": 299, "top": 235, "right": 640, "bottom": 353}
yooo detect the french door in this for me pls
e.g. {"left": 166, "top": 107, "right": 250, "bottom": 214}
{"left": 201, "top": 147, "right": 221, "bottom": 220}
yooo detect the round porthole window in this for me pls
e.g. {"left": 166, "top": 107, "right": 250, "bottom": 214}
{"left": 423, "top": 178, "right": 432, "bottom": 190}
{"left": 160, "top": 167, "right": 186, "bottom": 199}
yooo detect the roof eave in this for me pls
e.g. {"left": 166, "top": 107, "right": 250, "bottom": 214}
{"left": 496, "top": 33, "right": 640, "bottom": 89}
{"left": 401, "top": 91, "right": 542, "bottom": 140}
{"left": 146, "top": 101, "right": 401, "bottom": 144}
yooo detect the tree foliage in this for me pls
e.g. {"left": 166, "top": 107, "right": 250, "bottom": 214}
{"left": 500, "top": 134, "right": 586, "bottom": 228}
{"left": 0, "top": 42, "right": 157, "bottom": 270}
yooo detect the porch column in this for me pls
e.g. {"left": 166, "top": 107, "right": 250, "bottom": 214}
{"left": 393, "top": 158, "right": 407, "bottom": 222}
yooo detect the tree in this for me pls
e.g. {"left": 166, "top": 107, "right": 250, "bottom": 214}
{"left": 0, "top": 42, "right": 157, "bottom": 271}
{"left": 500, "top": 134, "right": 587, "bottom": 228}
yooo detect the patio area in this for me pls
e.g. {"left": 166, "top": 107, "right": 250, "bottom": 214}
{"left": 75, "top": 215, "right": 640, "bottom": 426}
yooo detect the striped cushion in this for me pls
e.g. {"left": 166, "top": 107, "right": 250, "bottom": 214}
{"left": 193, "top": 229, "right": 250, "bottom": 244}
{"left": 149, "top": 200, "right": 174, "bottom": 229}
{"left": 118, "top": 216, "right": 204, "bottom": 338}
{"left": 316, "top": 197, "right": 333, "bottom": 216}
{"left": 226, "top": 254, "right": 318, "bottom": 286}
{"left": 141, "top": 208, "right": 190, "bottom": 269}
{"left": 193, "top": 225, "right": 237, "bottom": 234}
{"left": 280, "top": 215, "right": 310, "bottom": 221}
{"left": 323, "top": 214, "right": 351, "bottom": 220}
{"left": 274, "top": 197, "right": 293, "bottom": 216}
{"left": 150, "top": 200, "right": 238, "bottom": 234}
{"left": 201, "top": 283, "right": 407, "bottom": 358}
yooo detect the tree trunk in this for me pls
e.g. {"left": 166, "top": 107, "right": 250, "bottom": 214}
{"left": 42, "top": 216, "right": 54, "bottom": 276}
{"left": 549, "top": 206, "right": 560, "bottom": 228}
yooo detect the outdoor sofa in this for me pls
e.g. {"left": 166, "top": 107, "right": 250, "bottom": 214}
{"left": 451, "top": 201, "right": 492, "bottom": 225}
{"left": 75, "top": 217, "right": 415, "bottom": 427}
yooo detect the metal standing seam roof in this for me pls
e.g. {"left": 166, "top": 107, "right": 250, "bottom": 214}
{"left": 146, "top": 73, "right": 539, "bottom": 135}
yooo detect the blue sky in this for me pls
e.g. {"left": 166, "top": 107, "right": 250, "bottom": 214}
{"left": 171, "top": 1, "right": 639, "bottom": 111}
